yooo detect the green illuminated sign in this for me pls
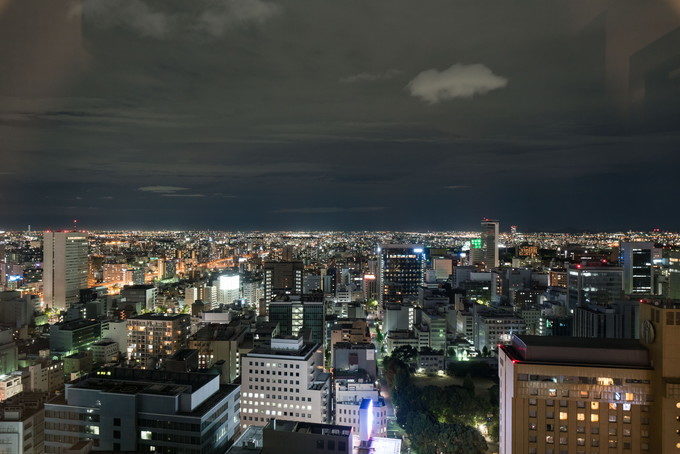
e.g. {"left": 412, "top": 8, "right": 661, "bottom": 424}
{"left": 471, "top": 238, "right": 482, "bottom": 249}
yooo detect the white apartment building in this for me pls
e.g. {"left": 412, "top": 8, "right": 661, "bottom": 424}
{"left": 240, "top": 337, "right": 331, "bottom": 428}
{"left": 335, "top": 397, "right": 388, "bottom": 437}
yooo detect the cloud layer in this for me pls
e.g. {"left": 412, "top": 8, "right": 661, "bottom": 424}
{"left": 340, "top": 69, "right": 402, "bottom": 84}
{"left": 138, "top": 185, "right": 189, "bottom": 193}
{"left": 80, "top": 0, "right": 280, "bottom": 39}
{"left": 274, "top": 206, "right": 386, "bottom": 214}
{"left": 407, "top": 64, "right": 508, "bottom": 104}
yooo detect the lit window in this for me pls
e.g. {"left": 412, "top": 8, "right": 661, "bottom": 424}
{"left": 141, "top": 431, "right": 152, "bottom": 440}
{"left": 577, "top": 413, "right": 585, "bottom": 421}
{"left": 590, "top": 402, "right": 599, "bottom": 410}
{"left": 597, "top": 377, "right": 613, "bottom": 386}
{"left": 591, "top": 414, "right": 599, "bottom": 422}
{"left": 559, "top": 412, "right": 568, "bottom": 420}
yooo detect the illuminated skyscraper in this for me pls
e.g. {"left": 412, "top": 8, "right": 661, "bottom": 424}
{"left": 620, "top": 241, "right": 661, "bottom": 295}
{"left": 500, "top": 299, "right": 680, "bottom": 454}
{"left": 263, "top": 261, "right": 304, "bottom": 303}
{"left": 567, "top": 265, "right": 623, "bottom": 308}
{"left": 377, "top": 244, "right": 425, "bottom": 305}
{"left": 43, "top": 231, "right": 88, "bottom": 310}
{"left": 499, "top": 335, "right": 652, "bottom": 454}
{"left": 218, "top": 273, "right": 240, "bottom": 304}
{"left": 481, "top": 219, "right": 500, "bottom": 269}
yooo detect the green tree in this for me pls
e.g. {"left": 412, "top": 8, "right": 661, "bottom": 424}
{"left": 463, "top": 373, "right": 475, "bottom": 395}
{"left": 391, "top": 345, "right": 418, "bottom": 364}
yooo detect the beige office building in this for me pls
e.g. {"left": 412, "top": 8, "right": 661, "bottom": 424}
{"left": 500, "top": 299, "right": 680, "bottom": 454}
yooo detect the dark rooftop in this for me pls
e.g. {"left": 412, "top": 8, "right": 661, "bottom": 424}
{"left": 265, "top": 419, "right": 352, "bottom": 437}
{"left": 502, "top": 335, "right": 650, "bottom": 369}
{"left": 52, "top": 319, "right": 100, "bottom": 331}
{"left": 333, "top": 342, "right": 375, "bottom": 350}
{"left": 129, "top": 313, "right": 189, "bottom": 321}
{"left": 190, "top": 323, "right": 246, "bottom": 341}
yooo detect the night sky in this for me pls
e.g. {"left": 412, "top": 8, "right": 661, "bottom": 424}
{"left": 1, "top": 0, "right": 680, "bottom": 231}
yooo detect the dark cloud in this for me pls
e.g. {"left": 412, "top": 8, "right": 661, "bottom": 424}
{"left": 274, "top": 207, "right": 387, "bottom": 214}
{"left": 1, "top": 0, "right": 680, "bottom": 230}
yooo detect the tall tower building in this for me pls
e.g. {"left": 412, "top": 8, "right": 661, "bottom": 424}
{"left": 269, "top": 298, "right": 325, "bottom": 345}
{"left": 263, "top": 261, "right": 304, "bottom": 303}
{"left": 218, "top": 273, "right": 240, "bottom": 304}
{"left": 664, "top": 250, "right": 680, "bottom": 299}
{"left": 499, "top": 335, "right": 653, "bottom": 454}
{"left": 500, "top": 298, "right": 680, "bottom": 454}
{"left": 43, "top": 231, "right": 88, "bottom": 310}
{"left": 481, "top": 219, "right": 500, "bottom": 269}
{"left": 567, "top": 265, "right": 623, "bottom": 308}
{"left": 638, "top": 299, "right": 680, "bottom": 453}
{"left": 620, "top": 241, "right": 661, "bottom": 295}
{"left": 377, "top": 244, "right": 425, "bottom": 305}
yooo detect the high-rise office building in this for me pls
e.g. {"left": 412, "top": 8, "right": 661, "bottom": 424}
{"left": 240, "top": 336, "right": 331, "bottom": 428}
{"left": 377, "top": 244, "right": 425, "bottom": 305}
{"left": 501, "top": 302, "right": 680, "bottom": 454}
{"left": 218, "top": 273, "right": 241, "bottom": 305}
{"left": 567, "top": 265, "right": 623, "bottom": 308}
{"left": 44, "top": 368, "right": 241, "bottom": 453}
{"left": 263, "top": 261, "right": 304, "bottom": 303}
{"left": 481, "top": 219, "right": 500, "bottom": 269}
{"left": 499, "top": 335, "right": 653, "bottom": 454}
{"left": 43, "top": 231, "right": 88, "bottom": 310}
{"left": 620, "top": 242, "right": 661, "bottom": 295}
{"left": 573, "top": 299, "right": 639, "bottom": 339}
{"left": 269, "top": 298, "right": 325, "bottom": 345}
{"left": 663, "top": 250, "right": 680, "bottom": 299}
{"left": 638, "top": 298, "right": 680, "bottom": 453}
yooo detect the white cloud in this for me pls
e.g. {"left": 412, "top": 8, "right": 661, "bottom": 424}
{"left": 407, "top": 64, "right": 508, "bottom": 104}
{"left": 138, "top": 185, "right": 189, "bottom": 194}
{"left": 340, "top": 69, "right": 402, "bottom": 84}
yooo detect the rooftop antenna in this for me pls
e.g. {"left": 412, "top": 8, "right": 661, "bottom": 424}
{"left": 73, "top": 219, "right": 79, "bottom": 231}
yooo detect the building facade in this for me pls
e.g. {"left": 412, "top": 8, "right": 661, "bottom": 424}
{"left": 240, "top": 337, "right": 331, "bottom": 428}
{"left": 499, "top": 335, "right": 653, "bottom": 454}
{"left": 126, "top": 313, "right": 191, "bottom": 367}
{"left": 43, "top": 231, "right": 88, "bottom": 310}
{"left": 44, "top": 368, "right": 241, "bottom": 453}
{"left": 378, "top": 245, "right": 425, "bottom": 305}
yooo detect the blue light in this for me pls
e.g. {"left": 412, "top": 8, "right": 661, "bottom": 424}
{"left": 8, "top": 275, "right": 21, "bottom": 282}
{"left": 413, "top": 248, "right": 423, "bottom": 253}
